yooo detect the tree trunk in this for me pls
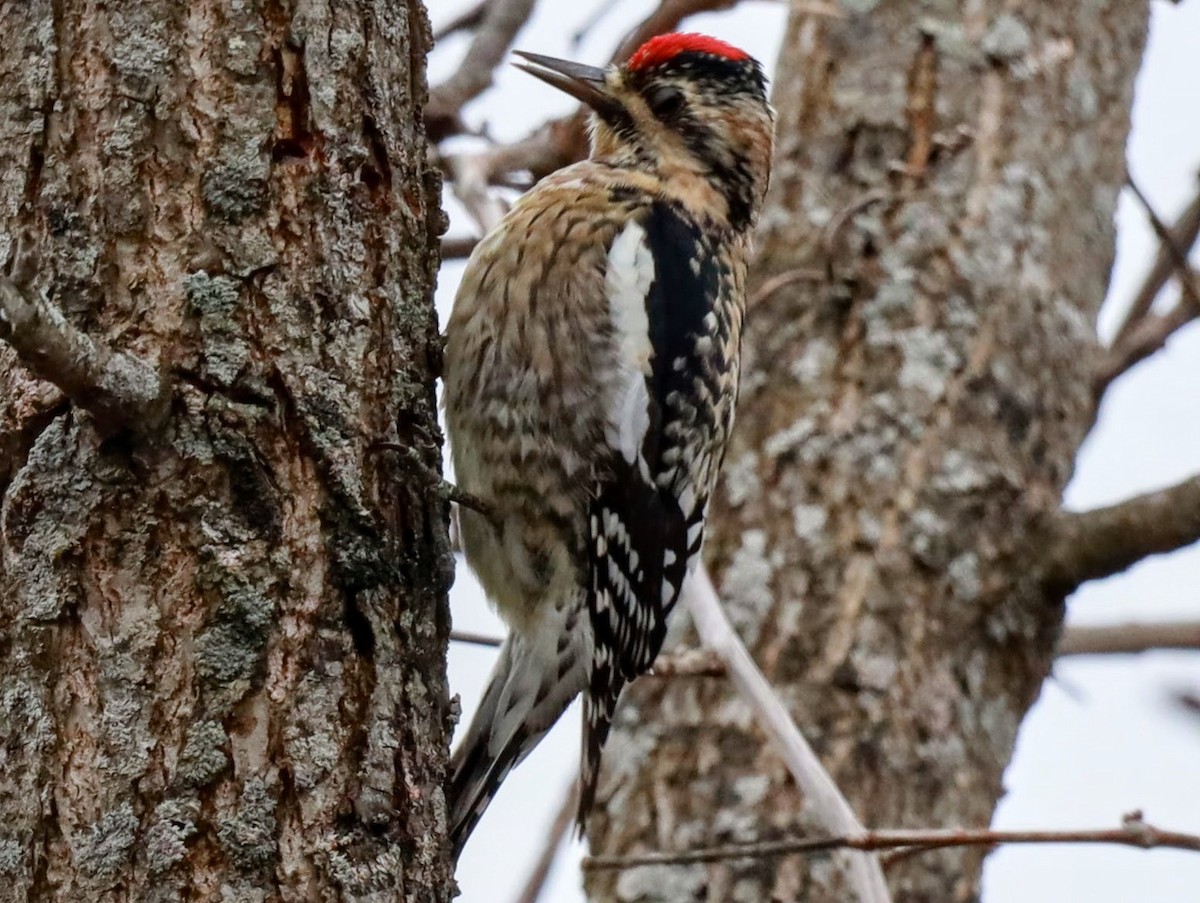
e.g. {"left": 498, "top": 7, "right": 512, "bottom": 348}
{"left": 0, "top": 2, "right": 451, "bottom": 901}
{"left": 586, "top": 4, "right": 1148, "bottom": 902}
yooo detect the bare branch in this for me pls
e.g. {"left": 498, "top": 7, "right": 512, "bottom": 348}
{"left": 510, "top": 780, "right": 579, "bottom": 903}
{"left": 583, "top": 813, "right": 1200, "bottom": 871}
{"left": 1092, "top": 174, "right": 1200, "bottom": 397}
{"left": 821, "top": 189, "right": 891, "bottom": 266}
{"left": 686, "top": 567, "right": 892, "bottom": 903}
{"left": 426, "top": 0, "right": 539, "bottom": 141}
{"left": 1042, "top": 473, "right": 1200, "bottom": 590}
{"left": 748, "top": 268, "right": 826, "bottom": 309}
{"left": 1174, "top": 690, "right": 1200, "bottom": 724}
{"left": 447, "top": 635, "right": 728, "bottom": 681}
{"left": 0, "top": 246, "right": 169, "bottom": 435}
{"left": 433, "top": 0, "right": 490, "bottom": 42}
{"left": 442, "top": 235, "right": 481, "bottom": 260}
{"left": 366, "top": 441, "right": 495, "bottom": 520}
{"left": 1111, "top": 175, "right": 1200, "bottom": 345}
{"left": 1093, "top": 298, "right": 1198, "bottom": 398}
{"left": 569, "top": 0, "right": 623, "bottom": 50}
{"left": 1058, "top": 621, "right": 1200, "bottom": 656}
{"left": 448, "top": 153, "right": 510, "bottom": 234}
{"left": 450, "top": 630, "right": 503, "bottom": 648}
{"left": 446, "top": 111, "right": 590, "bottom": 191}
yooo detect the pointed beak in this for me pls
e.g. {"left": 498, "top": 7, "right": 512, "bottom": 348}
{"left": 512, "top": 51, "right": 618, "bottom": 116}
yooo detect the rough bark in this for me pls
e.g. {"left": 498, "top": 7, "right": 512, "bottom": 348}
{"left": 586, "top": 3, "right": 1148, "bottom": 902}
{"left": 0, "top": 2, "right": 451, "bottom": 901}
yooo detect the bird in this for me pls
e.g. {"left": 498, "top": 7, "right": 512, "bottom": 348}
{"left": 442, "top": 32, "right": 774, "bottom": 857}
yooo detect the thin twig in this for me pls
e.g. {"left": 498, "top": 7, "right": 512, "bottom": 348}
{"left": 748, "top": 267, "right": 826, "bottom": 309}
{"left": 1174, "top": 691, "right": 1200, "bottom": 723}
{"left": 1111, "top": 175, "right": 1200, "bottom": 346}
{"left": 367, "top": 441, "right": 496, "bottom": 518}
{"left": 427, "top": 0, "right": 539, "bottom": 140}
{"left": 1093, "top": 299, "right": 1198, "bottom": 398}
{"left": 570, "top": 0, "right": 622, "bottom": 50}
{"left": 442, "top": 234, "right": 481, "bottom": 260}
{"left": 820, "top": 189, "right": 891, "bottom": 270}
{"left": 685, "top": 566, "right": 892, "bottom": 903}
{"left": 448, "top": 153, "right": 509, "bottom": 234}
{"left": 1041, "top": 473, "right": 1200, "bottom": 591}
{"left": 451, "top": 630, "right": 504, "bottom": 648}
{"left": 510, "top": 780, "right": 580, "bottom": 903}
{"left": 447, "top": 635, "right": 728, "bottom": 681}
{"left": 1058, "top": 621, "right": 1200, "bottom": 656}
{"left": 0, "top": 243, "right": 169, "bottom": 435}
{"left": 583, "top": 813, "right": 1200, "bottom": 870}
{"left": 450, "top": 619, "right": 1200, "bottom": 657}
{"left": 433, "top": 0, "right": 491, "bottom": 42}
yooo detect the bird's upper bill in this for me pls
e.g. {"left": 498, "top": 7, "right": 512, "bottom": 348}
{"left": 511, "top": 51, "right": 614, "bottom": 112}
{"left": 513, "top": 33, "right": 758, "bottom": 114}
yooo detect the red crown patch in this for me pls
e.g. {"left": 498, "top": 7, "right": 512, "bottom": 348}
{"left": 627, "top": 33, "right": 750, "bottom": 72}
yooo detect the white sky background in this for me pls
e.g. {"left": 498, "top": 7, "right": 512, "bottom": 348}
{"left": 428, "top": 2, "right": 1200, "bottom": 900}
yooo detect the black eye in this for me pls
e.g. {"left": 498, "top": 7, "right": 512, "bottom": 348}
{"left": 646, "top": 85, "right": 686, "bottom": 119}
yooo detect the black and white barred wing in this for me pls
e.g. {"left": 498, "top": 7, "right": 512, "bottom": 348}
{"left": 579, "top": 200, "right": 739, "bottom": 822}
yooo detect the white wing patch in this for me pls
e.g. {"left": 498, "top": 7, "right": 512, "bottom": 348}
{"left": 604, "top": 221, "right": 656, "bottom": 478}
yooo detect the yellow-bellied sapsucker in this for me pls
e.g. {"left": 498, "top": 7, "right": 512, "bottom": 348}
{"left": 443, "top": 32, "right": 774, "bottom": 855}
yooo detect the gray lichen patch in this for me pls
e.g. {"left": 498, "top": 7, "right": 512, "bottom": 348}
{"left": 896, "top": 327, "right": 962, "bottom": 399}
{"left": 194, "top": 578, "right": 275, "bottom": 695}
{"left": 616, "top": 864, "right": 706, "bottom": 903}
{"left": 217, "top": 778, "right": 277, "bottom": 871}
{"left": 981, "top": 14, "right": 1032, "bottom": 62}
{"left": 719, "top": 530, "right": 777, "bottom": 645}
{"left": 110, "top": 12, "right": 171, "bottom": 83}
{"left": 4, "top": 416, "right": 100, "bottom": 621}
{"left": 323, "top": 836, "right": 407, "bottom": 897}
{"left": 144, "top": 799, "right": 199, "bottom": 874}
{"left": 0, "top": 837, "right": 22, "bottom": 875}
{"left": 721, "top": 451, "right": 762, "bottom": 508}
{"left": 178, "top": 720, "right": 230, "bottom": 788}
{"left": 184, "top": 272, "right": 251, "bottom": 387}
{"left": 202, "top": 148, "right": 269, "bottom": 223}
{"left": 792, "top": 503, "right": 829, "bottom": 543}
{"left": 74, "top": 803, "right": 138, "bottom": 878}
{"left": 184, "top": 272, "right": 241, "bottom": 319}
{"left": 285, "top": 672, "right": 341, "bottom": 793}
{"left": 98, "top": 673, "right": 155, "bottom": 779}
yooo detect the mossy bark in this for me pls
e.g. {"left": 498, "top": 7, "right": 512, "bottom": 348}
{"left": 586, "top": 3, "right": 1148, "bottom": 902}
{"left": 0, "top": 2, "right": 451, "bottom": 900}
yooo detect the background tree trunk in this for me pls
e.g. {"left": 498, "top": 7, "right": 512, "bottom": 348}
{"left": 0, "top": 2, "right": 451, "bottom": 901}
{"left": 586, "top": 4, "right": 1149, "bottom": 902}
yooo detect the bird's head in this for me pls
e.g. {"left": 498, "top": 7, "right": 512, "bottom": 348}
{"left": 515, "top": 33, "right": 774, "bottom": 231}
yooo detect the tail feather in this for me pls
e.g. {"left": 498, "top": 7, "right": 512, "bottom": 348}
{"left": 448, "top": 719, "right": 531, "bottom": 859}
{"left": 447, "top": 604, "right": 591, "bottom": 858}
{"left": 577, "top": 678, "right": 625, "bottom": 832}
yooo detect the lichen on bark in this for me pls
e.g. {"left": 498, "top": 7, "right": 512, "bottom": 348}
{"left": 0, "top": 1, "right": 451, "bottom": 900}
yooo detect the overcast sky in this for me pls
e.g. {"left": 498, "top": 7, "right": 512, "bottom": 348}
{"left": 429, "top": 2, "right": 1200, "bottom": 900}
